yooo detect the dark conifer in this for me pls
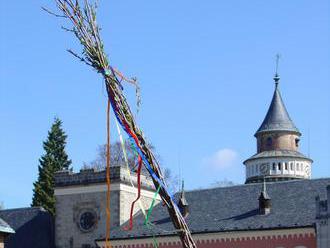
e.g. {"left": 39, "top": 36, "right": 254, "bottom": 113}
{"left": 32, "top": 117, "right": 72, "bottom": 215}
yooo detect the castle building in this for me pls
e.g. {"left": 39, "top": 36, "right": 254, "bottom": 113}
{"left": 53, "top": 72, "right": 329, "bottom": 248}
{"left": 1, "top": 69, "right": 329, "bottom": 248}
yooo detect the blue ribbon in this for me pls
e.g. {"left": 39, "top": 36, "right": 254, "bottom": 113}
{"left": 109, "top": 98, "right": 179, "bottom": 209}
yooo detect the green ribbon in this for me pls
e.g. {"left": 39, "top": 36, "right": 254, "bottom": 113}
{"left": 144, "top": 185, "right": 161, "bottom": 225}
{"left": 120, "top": 124, "right": 160, "bottom": 248}
{"left": 144, "top": 185, "right": 161, "bottom": 248}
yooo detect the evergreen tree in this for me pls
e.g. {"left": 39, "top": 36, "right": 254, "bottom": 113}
{"left": 32, "top": 117, "right": 72, "bottom": 215}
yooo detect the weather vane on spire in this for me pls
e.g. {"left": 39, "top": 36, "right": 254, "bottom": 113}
{"left": 274, "top": 53, "right": 281, "bottom": 86}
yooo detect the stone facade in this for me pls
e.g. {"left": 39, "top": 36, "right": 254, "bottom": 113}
{"left": 316, "top": 185, "right": 330, "bottom": 248}
{"left": 54, "top": 167, "right": 160, "bottom": 248}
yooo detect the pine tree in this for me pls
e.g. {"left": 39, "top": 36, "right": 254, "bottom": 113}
{"left": 32, "top": 117, "right": 72, "bottom": 215}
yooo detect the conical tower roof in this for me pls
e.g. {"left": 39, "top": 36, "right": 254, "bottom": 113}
{"left": 255, "top": 76, "right": 300, "bottom": 136}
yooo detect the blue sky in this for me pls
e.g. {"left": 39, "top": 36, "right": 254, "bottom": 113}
{"left": 0, "top": 0, "right": 329, "bottom": 209}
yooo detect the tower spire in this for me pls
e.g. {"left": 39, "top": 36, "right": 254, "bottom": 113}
{"left": 274, "top": 53, "right": 281, "bottom": 86}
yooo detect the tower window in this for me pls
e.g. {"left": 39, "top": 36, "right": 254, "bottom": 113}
{"left": 295, "top": 138, "right": 300, "bottom": 147}
{"left": 272, "top": 163, "right": 276, "bottom": 171}
{"left": 266, "top": 137, "right": 272, "bottom": 147}
{"left": 296, "top": 163, "right": 300, "bottom": 171}
{"left": 278, "top": 162, "right": 281, "bottom": 170}
{"left": 285, "top": 162, "right": 288, "bottom": 170}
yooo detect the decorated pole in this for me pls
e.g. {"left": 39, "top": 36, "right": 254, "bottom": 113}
{"left": 48, "top": 1, "right": 197, "bottom": 247}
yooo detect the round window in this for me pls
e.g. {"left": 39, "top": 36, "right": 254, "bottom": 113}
{"left": 79, "top": 210, "right": 97, "bottom": 232}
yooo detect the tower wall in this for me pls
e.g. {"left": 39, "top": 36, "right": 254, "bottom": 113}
{"left": 257, "top": 132, "right": 300, "bottom": 153}
{"left": 245, "top": 157, "right": 311, "bottom": 183}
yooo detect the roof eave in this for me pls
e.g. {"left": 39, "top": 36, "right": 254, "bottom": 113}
{"left": 244, "top": 154, "right": 313, "bottom": 164}
{"left": 254, "top": 129, "right": 301, "bottom": 137}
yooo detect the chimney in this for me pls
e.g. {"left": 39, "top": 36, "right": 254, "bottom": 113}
{"left": 315, "top": 195, "right": 320, "bottom": 218}
{"left": 178, "top": 180, "right": 189, "bottom": 218}
{"left": 259, "top": 178, "right": 271, "bottom": 215}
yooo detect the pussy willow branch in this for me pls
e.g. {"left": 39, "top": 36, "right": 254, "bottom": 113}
{"left": 49, "top": 1, "right": 197, "bottom": 247}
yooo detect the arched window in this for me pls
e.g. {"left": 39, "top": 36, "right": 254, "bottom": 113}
{"left": 296, "top": 163, "right": 300, "bottom": 171}
{"left": 290, "top": 162, "right": 293, "bottom": 170}
{"left": 272, "top": 163, "right": 276, "bottom": 171}
{"left": 285, "top": 162, "right": 288, "bottom": 170}
{"left": 278, "top": 162, "right": 281, "bottom": 170}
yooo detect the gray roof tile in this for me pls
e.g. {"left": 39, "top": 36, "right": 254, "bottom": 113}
{"left": 256, "top": 84, "right": 299, "bottom": 135}
{"left": 0, "top": 217, "right": 14, "bottom": 234}
{"left": 244, "top": 149, "right": 312, "bottom": 163}
{"left": 105, "top": 178, "right": 330, "bottom": 240}
{"left": 0, "top": 207, "right": 54, "bottom": 248}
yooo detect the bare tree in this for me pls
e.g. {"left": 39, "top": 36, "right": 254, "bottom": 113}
{"left": 211, "top": 178, "right": 236, "bottom": 188}
{"left": 83, "top": 142, "right": 180, "bottom": 193}
{"left": 83, "top": 140, "right": 137, "bottom": 171}
{"left": 164, "top": 168, "right": 180, "bottom": 193}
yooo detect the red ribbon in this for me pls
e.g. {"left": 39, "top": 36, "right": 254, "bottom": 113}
{"left": 125, "top": 155, "right": 143, "bottom": 230}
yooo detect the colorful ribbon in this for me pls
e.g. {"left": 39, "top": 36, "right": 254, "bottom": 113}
{"left": 126, "top": 155, "right": 142, "bottom": 230}
{"left": 108, "top": 92, "right": 181, "bottom": 224}
{"left": 145, "top": 185, "right": 161, "bottom": 226}
{"left": 115, "top": 119, "right": 146, "bottom": 216}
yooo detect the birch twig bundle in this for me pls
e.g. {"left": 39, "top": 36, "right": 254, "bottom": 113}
{"left": 48, "top": 1, "right": 197, "bottom": 247}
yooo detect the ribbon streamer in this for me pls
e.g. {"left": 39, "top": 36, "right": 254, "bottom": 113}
{"left": 145, "top": 185, "right": 161, "bottom": 226}
{"left": 115, "top": 119, "right": 146, "bottom": 216}
{"left": 126, "top": 155, "right": 142, "bottom": 230}
{"left": 105, "top": 99, "right": 112, "bottom": 248}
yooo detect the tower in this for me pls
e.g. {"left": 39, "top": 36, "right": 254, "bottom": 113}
{"left": 244, "top": 60, "right": 313, "bottom": 184}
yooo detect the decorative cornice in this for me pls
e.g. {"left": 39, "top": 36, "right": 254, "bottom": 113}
{"left": 95, "top": 227, "right": 315, "bottom": 248}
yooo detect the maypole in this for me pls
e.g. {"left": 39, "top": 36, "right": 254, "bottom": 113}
{"left": 47, "top": 1, "right": 197, "bottom": 247}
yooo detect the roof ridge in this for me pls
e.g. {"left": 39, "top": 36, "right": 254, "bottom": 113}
{"left": 184, "top": 177, "right": 330, "bottom": 194}
{"left": 0, "top": 206, "right": 46, "bottom": 212}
